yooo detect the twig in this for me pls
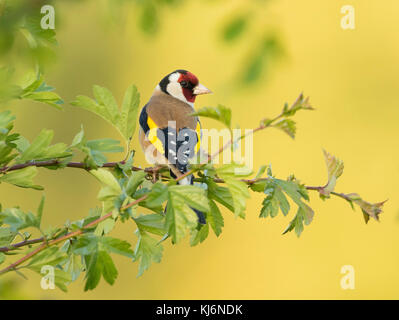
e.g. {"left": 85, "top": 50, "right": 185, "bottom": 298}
{"left": 0, "top": 195, "right": 148, "bottom": 275}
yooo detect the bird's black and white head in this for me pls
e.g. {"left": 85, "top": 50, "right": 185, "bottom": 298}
{"left": 157, "top": 69, "right": 212, "bottom": 106}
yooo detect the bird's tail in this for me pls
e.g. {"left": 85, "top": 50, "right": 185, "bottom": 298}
{"left": 161, "top": 126, "right": 206, "bottom": 225}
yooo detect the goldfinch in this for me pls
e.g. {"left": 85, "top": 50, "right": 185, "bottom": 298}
{"left": 138, "top": 69, "right": 212, "bottom": 224}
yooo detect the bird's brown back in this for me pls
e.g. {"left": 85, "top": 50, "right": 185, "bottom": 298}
{"left": 145, "top": 90, "right": 198, "bottom": 130}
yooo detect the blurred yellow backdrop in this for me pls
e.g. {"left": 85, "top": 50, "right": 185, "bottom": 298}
{"left": 1, "top": 0, "right": 399, "bottom": 299}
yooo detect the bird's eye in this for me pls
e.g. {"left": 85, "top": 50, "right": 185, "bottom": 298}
{"left": 180, "top": 81, "right": 188, "bottom": 88}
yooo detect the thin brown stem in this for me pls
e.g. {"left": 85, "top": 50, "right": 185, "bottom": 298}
{"left": 0, "top": 195, "right": 148, "bottom": 275}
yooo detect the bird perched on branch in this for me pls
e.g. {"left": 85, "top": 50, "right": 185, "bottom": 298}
{"left": 138, "top": 70, "right": 212, "bottom": 224}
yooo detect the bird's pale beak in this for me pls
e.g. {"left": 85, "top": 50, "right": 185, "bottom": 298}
{"left": 193, "top": 83, "right": 212, "bottom": 95}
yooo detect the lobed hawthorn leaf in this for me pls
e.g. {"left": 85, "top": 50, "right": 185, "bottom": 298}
{"left": 256, "top": 175, "right": 314, "bottom": 236}
{"left": 207, "top": 180, "right": 236, "bottom": 214}
{"left": 133, "top": 182, "right": 168, "bottom": 214}
{"left": 346, "top": 193, "right": 386, "bottom": 223}
{"left": 273, "top": 118, "right": 296, "bottom": 139}
{"left": 0, "top": 207, "right": 40, "bottom": 232}
{"left": 71, "top": 234, "right": 134, "bottom": 290}
{"left": 166, "top": 185, "right": 210, "bottom": 244}
{"left": 72, "top": 130, "right": 124, "bottom": 168}
{"left": 26, "top": 247, "right": 67, "bottom": 269}
{"left": 84, "top": 250, "right": 118, "bottom": 291}
{"left": 282, "top": 93, "right": 313, "bottom": 117}
{"left": 71, "top": 84, "right": 141, "bottom": 143}
{"left": 92, "top": 85, "right": 120, "bottom": 126}
{"left": 18, "top": 129, "right": 70, "bottom": 163}
{"left": 0, "top": 110, "right": 15, "bottom": 134}
{"left": 63, "top": 253, "right": 83, "bottom": 282}
{"left": 133, "top": 230, "right": 163, "bottom": 277}
{"left": 260, "top": 181, "right": 290, "bottom": 218}
{"left": 36, "top": 195, "right": 45, "bottom": 230}
{"left": 134, "top": 214, "right": 166, "bottom": 237}
{"left": 0, "top": 227, "right": 17, "bottom": 247}
{"left": 216, "top": 163, "right": 251, "bottom": 218}
{"left": 0, "top": 166, "right": 43, "bottom": 190}
{"left": 207, "top": 200, "right": 224, "bottom": 237}
{"left": 190, "top": 223, "right": 209, "bottom": 247}
{"left": 125, "top": 171, "right": 147, "bottom": 196}
{"left": 191, "top": 105, "right": 232, "bottom": 128}
{"left": 320, "top": 150, "right": 344, "bottom": 198}
{"left": 282, "top": 204, "right": 314, "bottom": 237}
{"left": 90, "top": 168, "right": 121, "bottom": 195}
{"left": 118, "top": 84, "right": 140, "bottom": 141}
{"left": 100, "top": 237, "right": 134, "bottom": 258}
{"left": 20, "top": 73, "right": 64, "bottom": 109}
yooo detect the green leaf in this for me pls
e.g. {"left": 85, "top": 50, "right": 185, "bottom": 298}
{"left": 79, "top": 138, "right": 123, "bottom": 167}
{"left": 191, "top": 105, "right": 232, "bottom": 128}
{"left": 240, "top": 35, "right": 282, "bottom": 84}
{"left": 90, "top": 168, "right": 121, "bottom": 194}
{"left": 207, "top": 200, "right": 224, "bottom": 237}
{"left": 19, "top": 129, "right": 69, "bottom": 162}
{"left": 320, "top": 150, "right": 344, "bottom": 198}
{"left": 139, "top": 2, "right": 159, "bottom": 34}
{"left": 84, "top": 250, "right": 118, "bottom": 290}
{"left": 216, "top": 164, "right": 250, "bottom": 218}
{"left": 0, "top": 252, "right": 5, "bottom": 265}
{"left": 23, "top": 91, "right": 63, "bottom": 109}
{"left": 125, "top": 171, "right": 146, "bottom": 196}
{"left": 273, "top": 119, "right": 296, "bottom": 139}
{"left": 138, "top": 181, "right": 168, "bottom": 213}
{"left": 222, "top": 15, "right": 249, "bottom": 42}
{"left": 83, "top": 251, "right": 102, "bottom": 291}
{"left": 36, "top": 195, "right": 45, "bottom": 229}
{"left": 72, "top": 234, "right": 131, "bottom": 290}
{"left": 255, "top": 165, "right": 267, "bottom": 179}
{"left": 134, "top": 214, "right": 166, "bottom": 236}
{"left": 190, "top": 223, "right": 209, "bottom": 246}
{"left": 133, "top": 231, "right": 163, "bottom": 277}
{"left": 259, "top": 181, "right": 290, "bottom": 218}
{"left": 0, "top": 167, "right": 43, "bottom": 190}
{"left": 282, "top": 93, "right": 313, "bottom": 117}
{"left": 73, "top": 235, "right": 98, "bottom": 256}
{"left": 71, "top": 94, "right": 117, "bottom": 130}
{"left": 282, "top": 204, "right": 314, "bottom": 237}
{"left": 100, "top": 237, "right": 134, "bottom": 258}
{"left": 0, "top": 110, "right": 15, "bottom": 134}
{"left": 26, "top": 247, "right": 67, "bottom": 268}
{"left": 207, "top": 180, "right": 235, "bottom": 213}
{"left": 71, "top": 126, "right": 85, "bottom": 147}
{"left": 0, "top": 227, "right": 17, "bottom": 246}
{"left": 92, "top": 85, "right": 120, "bottom": 126}
{"left": 346, "top": 193, "right": 386, "bottom": 223}
{"left": 166, "top": 185, "right": 208, "bottom": 243}
{"left": 63, "top": 253, "right": 83, "bottom": 282}
{"left": 168, "top": 185, "right": 210, "bottom": 213}
{"left": 118, "top": 85, "right": 140, "bottom": 141}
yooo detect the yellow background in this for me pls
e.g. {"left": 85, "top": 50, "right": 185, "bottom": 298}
{"left": 1, "top": 0, "right": 399, "bottom": 299}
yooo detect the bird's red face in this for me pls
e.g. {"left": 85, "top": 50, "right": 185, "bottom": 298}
{"left": 178, "top": 72, "right": 199, "bottom": 103}
{"left": 158, "top": 69, "right": 212, "bottom": 105}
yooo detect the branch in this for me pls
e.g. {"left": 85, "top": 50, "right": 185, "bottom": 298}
{"left": 0, "top": 195, "right": 148, "bottom": 275}
{"left": 175, "top": 115, "right": 284, "bottom": 183}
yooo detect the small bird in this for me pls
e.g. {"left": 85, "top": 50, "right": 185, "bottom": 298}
{"left": 138, "top": 69, "right": 212, "bottom": 224}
